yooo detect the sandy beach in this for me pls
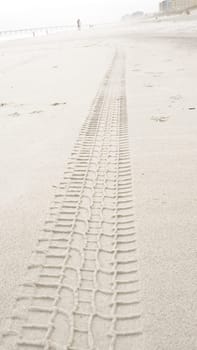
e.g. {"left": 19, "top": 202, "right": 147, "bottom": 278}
{"left": 0, "top": 20, "right": 197, "bottom": 349}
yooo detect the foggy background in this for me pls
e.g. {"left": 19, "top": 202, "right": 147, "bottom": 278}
{"left": 0, "top": 0, "right": 158, "bottom": 30}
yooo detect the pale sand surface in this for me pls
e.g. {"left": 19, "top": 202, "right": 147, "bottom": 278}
{"left": 0, "top": 32, "right": 113, "bottom": 322}
{"left": 127, "top": 35, "right": 197, "bottom": 349}
{"left": 0, "top": 22, "right": 197, "bottom": 349}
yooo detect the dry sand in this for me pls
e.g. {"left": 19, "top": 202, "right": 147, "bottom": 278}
{"left": 127, "top": 34, "right": 197, "bottom": 350}
{"left": 0, "top": 21, "right": 197, "bottom": 349}
{"left": 0, "top": 31, "right": 113, "bottom": 322}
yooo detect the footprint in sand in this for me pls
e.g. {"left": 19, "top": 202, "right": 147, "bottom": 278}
{"left": 51, "top": 102, "right": 67, "bottom": 107}
{"left": 29, "top": 110, "right": 43, "bottom": 115}
{"left": 9, "top": 112, "right": 20, "bottom": 117}
{"left": 151, "top": 116, "right": 169, "bottom": 122}
{"left": 170, "top": 95, "right": 182, "bottom": 103}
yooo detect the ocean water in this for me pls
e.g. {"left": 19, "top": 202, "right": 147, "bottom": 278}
{"left": 0, "top": 26, "right": 75, "bottom": 42}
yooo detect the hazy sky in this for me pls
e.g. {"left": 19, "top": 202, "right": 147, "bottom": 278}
{"left": 0, "top": 0, "right": 159, "bottom": 30}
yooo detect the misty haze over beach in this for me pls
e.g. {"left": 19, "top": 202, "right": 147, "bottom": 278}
{"left": 0, "top": 0, "right": 159, "bottom": 30}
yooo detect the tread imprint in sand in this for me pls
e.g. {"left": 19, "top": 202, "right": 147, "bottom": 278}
{"left": 0, "top": 50, "right": 142, "bottom": 350}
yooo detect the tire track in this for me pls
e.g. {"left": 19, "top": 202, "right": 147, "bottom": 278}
{"left": 0, "top": 50, "right": 143, "bottom": 350}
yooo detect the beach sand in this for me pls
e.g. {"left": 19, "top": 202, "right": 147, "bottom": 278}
{"left": 0, "top": 21, "right": 197, "bottom": 349}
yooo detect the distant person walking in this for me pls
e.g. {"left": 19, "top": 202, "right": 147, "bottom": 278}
{"left": 77, "top": 19, "right": 81, "bottom": 31}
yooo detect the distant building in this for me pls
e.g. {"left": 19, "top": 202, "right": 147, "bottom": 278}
{"left": 172, "top": 0, "right": 197, "bottom": 11}
{"left": 159, "top": 0, "right": 172, "bottom": 13}
{"left": 159, "top": 0, "right": 197, "bottom": 13}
